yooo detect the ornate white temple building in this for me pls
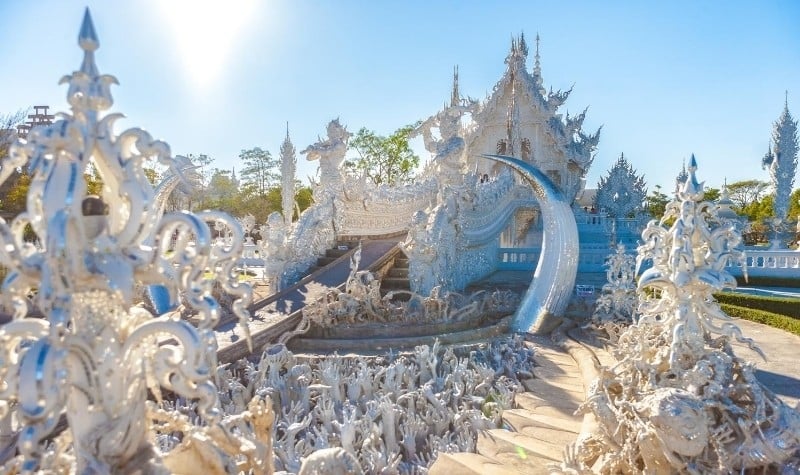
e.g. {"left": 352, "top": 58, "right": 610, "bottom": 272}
{"left": 272, "top": 34, "right": 647, "bottom": 295}
{"left": 462, "top": 34, "right": 600, "bottom": 206}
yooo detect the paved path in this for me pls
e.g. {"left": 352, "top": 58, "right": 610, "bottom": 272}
{"left": 729, "top": 317, "right": 800, "bottom": 407}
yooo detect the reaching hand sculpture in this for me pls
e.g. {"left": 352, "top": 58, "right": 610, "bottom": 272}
{"left": 0, "top": 10, "right": 259, "bottom": 473}
{"left": 564, "top": 156, "right": 800, "bottom": 473}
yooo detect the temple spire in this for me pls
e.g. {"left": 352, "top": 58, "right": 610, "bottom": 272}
{"left": 679, "top": 153, "right": 704, "bottom": 201}
{"left": 675, "top": 158, "right": 688, "bottom": 195}
{"left": 280, "top": 123, "right": 297, "bottom": 226}
{"left": 451, "top": 65, "right": 460, "bottom": 107}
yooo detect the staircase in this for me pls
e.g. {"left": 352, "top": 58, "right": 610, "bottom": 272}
{"left": 380, "top": 252, "right": 411, "bottom": 299}
{"left": 306, "top": 241, "right": 358, "bottom": 275}
{"left": 429, "top": 334, "right": 595, "bottom": 474}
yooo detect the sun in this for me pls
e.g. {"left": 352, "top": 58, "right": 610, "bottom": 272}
{"left": 154, "top": 0, "right": 260, "bottom": 91}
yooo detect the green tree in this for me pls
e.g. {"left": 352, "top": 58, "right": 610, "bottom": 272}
{"left": 645, "top": 185, "right": 669, "bottom": 219}
{"left": 202, "top": 169, "right": 240, "bottom": 213}
{"left": 294, "top": 186, "right": 313, "bottom": 218}
{"left": 703, "top": 187, "right": 720, "bottom": 203}
{"left": 2, "top": 172, "right": 30, "bottom": 214}
{"left": 239, "top": 147, "right": 278, "bottom": 197}
{"left": 345, "top": 124, "right": 420, "bottom": 185}
{"left": 788, "top": 188, "right": 800, "bottom": 221}
{"left": 741, "top": 193, "right": 774, "bottom": 222}
{"left": 726, "top": 179, "right": 769, "bottom": 211}
{"left": 0, "top": 110, "right": 27, "bottom": 161}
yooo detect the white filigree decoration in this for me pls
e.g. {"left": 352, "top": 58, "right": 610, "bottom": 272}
{"left": 588, "top": 243, "right": 638, "bottom": 342}
{"left": 0, "top": 10, "right": 261, "bottom": 473}
{"left": 563, "top": 156, "right": 800, "bottom": 473}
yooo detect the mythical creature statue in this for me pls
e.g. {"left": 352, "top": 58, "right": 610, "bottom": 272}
{"left": 260, "top": 211, "right": 290, "bottom": 290}
{"left": 412, "top": 103, "right": 473, "bottom": 185}
{"left": 563, "top": 156, "right": 800, "bottom": 473}
{"left": 302, "top": 118, "right": 351, "bottom": 195}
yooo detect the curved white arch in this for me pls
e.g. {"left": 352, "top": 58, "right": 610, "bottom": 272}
{"left": 482, "top": 154, "right": 579, "bottom": 334}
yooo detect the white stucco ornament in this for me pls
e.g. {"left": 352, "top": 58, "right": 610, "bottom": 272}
{"left": 588, "top": 243, "right": 638, "bottom": 342}
{"left": 0, "top": 10, "right": 274, "bottom": 474}
{"left": 563, "top": 156, "right": 800, "bottom": 473}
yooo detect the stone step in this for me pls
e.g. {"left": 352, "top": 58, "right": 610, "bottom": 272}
{"left": 387, "top": 267, "right": 408, "bottom": 278}
{"left": 477, "top": 429, "right": 564, "bottom": 473}
{"left": 513, "top": 391, "right": 581, "bottom": 417}
{"left": 520, "top": 377, "right": 585, "bottom": 398}
{"left": 316, "top": 256, "right": 337, "bottom": 267}
{"left": 429, "top": 452, "right": 523, "bottom": 475}
{"left": 381, "top": 277, "right": 409, "bottom": 289}
{"left": 502, "top": 409, "right": 581, "bottom": 437}
{"left": 394, "top": 257, "right": 409, "bottom": 268}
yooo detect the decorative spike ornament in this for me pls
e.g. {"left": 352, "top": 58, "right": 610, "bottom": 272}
{"left": 563, "top": 157, "right": 800, "bottom": 473}
{"left": 0, "top": 10, "right": 274, "bottom": 474}
{"left": 762, "top": 98, "right": 798, "bottom": 245}
{"left": 280, "top": 123, "right": 297, "bottom": 227}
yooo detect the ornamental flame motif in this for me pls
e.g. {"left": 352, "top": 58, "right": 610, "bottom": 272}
{"left": 0, "top": 9, "right": 253, "bottom": 473}
{"left": 563, "top": 156, "right": 800, "bottom": 473}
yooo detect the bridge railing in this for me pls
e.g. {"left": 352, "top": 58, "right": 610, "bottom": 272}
{"left": 498, "top": 245, "right": 612, "bottom": 273}
{"left": 499, "top": 246, "right": 800, "bottom": 279}
{"left": 726, "top": 248, "right": 800, "bottom": 278}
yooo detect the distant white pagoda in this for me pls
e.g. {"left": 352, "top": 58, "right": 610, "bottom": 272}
{"left": 762, "top": 95, "right": 798, "bottom": 224}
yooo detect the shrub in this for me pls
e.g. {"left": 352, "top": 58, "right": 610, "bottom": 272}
{"left": 714, "top": 292, "right": 800, "bottom": 319}
{"left": 719, "top": 303, "right": 800, "bottom": 337}
{"left": 734, "top": 275, "right": 800, "bottom": 288}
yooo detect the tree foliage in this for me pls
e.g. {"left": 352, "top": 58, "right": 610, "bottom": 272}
{"left": 0, "top": 110, "right": 27, "bottom": 161}
{"left": 726, "top": 179, "right": 769, "bottom": 210}
{"left": 703, "top": 187, "right": 720, "bottom": 203}
{"left": 239, "top": 147, "right": 279, "bottom": 197}
{"left": 645, "top": 185, "right": 669, "bottom": 219}
{"left": 345, "top": 124, "right": 420, "bottom": 185}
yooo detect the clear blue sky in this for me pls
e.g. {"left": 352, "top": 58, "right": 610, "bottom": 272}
{"left": 2, "top": 0, "right": 799, "bottom": 193}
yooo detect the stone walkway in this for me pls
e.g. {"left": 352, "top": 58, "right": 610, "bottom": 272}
{"left": 430, "top": 313, "right": 800, "bottom": 473}
{"left": 729, "top": 318, "right": 800, "bottom": 407}
{"left": 431, "top": 334, "right": 587, "bottom": 474}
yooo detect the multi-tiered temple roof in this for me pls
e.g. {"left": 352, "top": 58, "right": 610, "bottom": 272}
{"left": 463, "top": 34, "right": 601, "bottom": 204}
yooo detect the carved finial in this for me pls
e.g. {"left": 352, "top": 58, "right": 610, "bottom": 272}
{"left": 679, "top": 153, "right": 704, "bottom": 200}
{"left": 786, "top": 90, "right": 789, "bottom": 109}
{"left": 286, "top": 121, "right": 290, "bottom": 140}
{"left": 79, "top": 8, "right": 99, "bottom": 51}
{"left": 519, "top": 32, "right": 528, "bottom": 57}
{"left": 79, "top": 8, "right": 99, "bottom": 76}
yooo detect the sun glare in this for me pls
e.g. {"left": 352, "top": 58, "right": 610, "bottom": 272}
{"left": 154, "top": 0, "right": 260, "bottom": 91}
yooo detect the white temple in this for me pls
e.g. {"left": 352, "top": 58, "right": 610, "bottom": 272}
{"left": 463, "top": 34, "right": 600, "bottom": 206}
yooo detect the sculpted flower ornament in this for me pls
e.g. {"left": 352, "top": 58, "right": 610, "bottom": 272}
{"left": 0, "top": 10, "right": 254, "bottom": 473}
